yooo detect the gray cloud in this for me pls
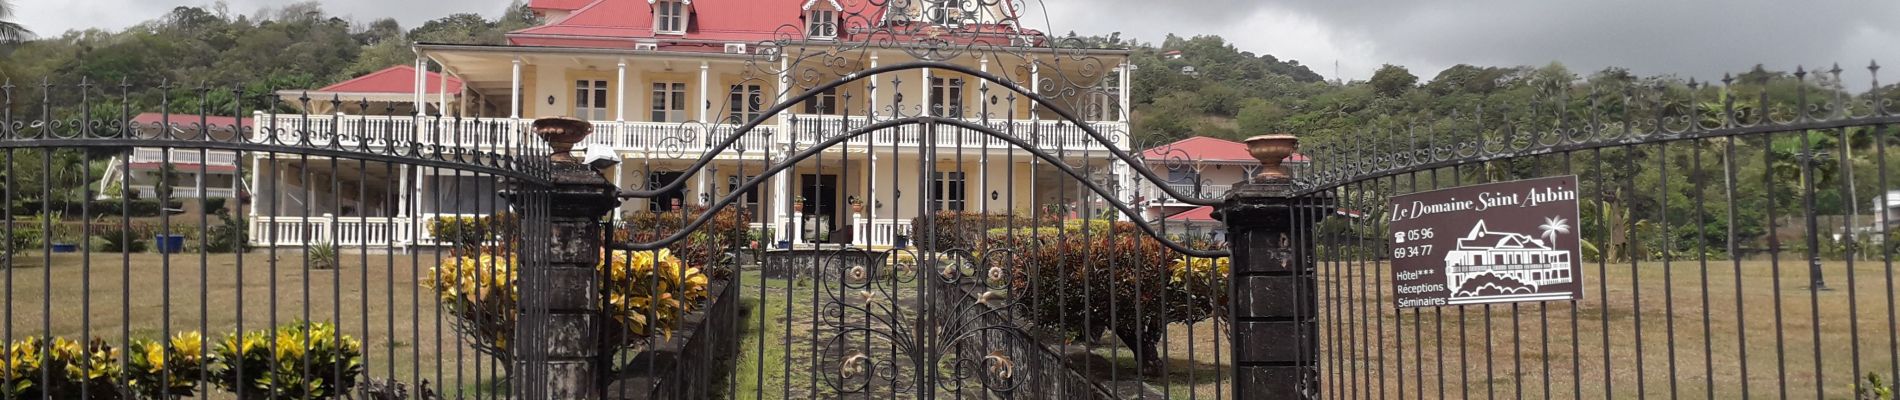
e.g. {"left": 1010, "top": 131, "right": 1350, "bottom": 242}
{"left": 18, "top": 0, "right": 1900, "bottom": 86}
{"left": 1029, "top": 0, "right": 1900, "bottom": 85}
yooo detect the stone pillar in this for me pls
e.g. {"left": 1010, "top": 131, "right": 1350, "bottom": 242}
{"left": 532, "top": 162, "right": 616, "bottom": 399}
{"left": 1221, "top": 136, "right": 1329, "bottom": 400}
{"left": 509, "top": 120, "right": 620, "bottom": 399}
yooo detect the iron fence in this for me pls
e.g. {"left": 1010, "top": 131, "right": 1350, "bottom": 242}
{"left": 0, "top": 81, "right": 555, "bottom": 399}
{"left": 1299, "top": 63, "right": 1900, "bottom": 399}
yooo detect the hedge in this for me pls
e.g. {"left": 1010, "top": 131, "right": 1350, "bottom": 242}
{"left": 10, "top": 199, "right": 187, "bottom": 217}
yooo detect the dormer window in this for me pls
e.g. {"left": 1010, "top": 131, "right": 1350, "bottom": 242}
{"left": 654, "top": 0, "right": 687, "bottom": 35}
{"left": 807, "top": 9, "right": 838, "bottom": 39}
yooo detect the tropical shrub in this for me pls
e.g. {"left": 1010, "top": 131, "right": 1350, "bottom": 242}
{"left": 1857, "top": 372, "right": 1894, "bottom": 400}
{"left": 0, "top": 336, "right": 124, "bottom": 399}
{"left": 998, "top": 231, "right": 1223, "bottom": 376}
{"left": 97, "top": 223, "right": 154, "bottom": 253}
{"left": 1170, "top": 256, "right": 1232, "bottom": 324}
{"left": 208, "top": 321, "right": 364, "bottom": 399}
{"left": 124, "top": 332, "right": 208, "bottom": 399}
{"left": 425, "top": 248, "right": 710, "bottom": 365}
{"left": 911, "top": 211, "right": 1040, "bottom": 252}
{"left": 616, "top": 206, "right": 748, "bottom": 277}
{"left": 308, "top": 242, "right": 339, "bottom": 270}
{"left": 427, "top": 215, "right": 498, "bottom": 253}
{"left": 201, "top": 210, "right": 250, "bottom": 253}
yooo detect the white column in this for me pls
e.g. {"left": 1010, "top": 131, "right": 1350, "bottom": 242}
{"left": 697, "top": 62, "right": 711, "bottom": 205}
{"left": 868, "top": 152, "right": 878, "bottom": 244}
{"left": 773, "top": 170, "right": 791, "bottom": 243}
{"left": 776, "top": 57, "right": 791, "bottom": 146}
{"left": 615, "top": 58, "right": 628, "bottom": 122}
{"left": 413, "top": 55, "right": 427, "bottom": 116}
{"left": 869, "top": 52, "right": 880, "bottom": 111}
{"left": 397, "top": 165, "right": 410, "bottom": 218}
{"left": 978, "top": 56, "right": 990, "bottom": 207}
{"left": 249, "top": 156, "right": 262, "bottom": 218}
{"left": 436, "top": 68, "right": 449, "bottom": 116}
{"left": 922, "top": 67, "right": 933, "bottom": 117}
{"left": 1114, "top": 62, "right": 1135, "bottom": 218}
{"left": 509, "top": 58, "right": 523, "bottom": 119}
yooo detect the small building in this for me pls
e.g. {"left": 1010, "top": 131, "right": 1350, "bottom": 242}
{"left": 97, "top": 113, "right": 248, "bottom": 201}
{"left": 1136, "top": 136, "right": 1308, "bottom": 243}
{"left": 1442, "top": 221, "right": 1573, "bottom": 295}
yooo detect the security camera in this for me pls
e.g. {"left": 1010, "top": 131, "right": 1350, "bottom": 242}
{"left": 584, "top": 146, "right": 620, "bottom": 170}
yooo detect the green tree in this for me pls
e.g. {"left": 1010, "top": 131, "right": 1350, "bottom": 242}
{"left": 0, "top": 0, "right": 30, "bottom": 42}
{"left": 1369, "top": 64, "right": 1417, "bottom": 97}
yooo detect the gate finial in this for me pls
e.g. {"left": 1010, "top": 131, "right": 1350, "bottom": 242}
{"left": 532, "top": 116, "right": 594, "bottom": 163}
{"left": 1245, "top": 133, "right": 1299, "bottom": 183}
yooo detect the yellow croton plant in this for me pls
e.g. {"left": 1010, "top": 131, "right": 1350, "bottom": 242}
{"left": 426, "top": 248, "right": 711, "bottom": 355}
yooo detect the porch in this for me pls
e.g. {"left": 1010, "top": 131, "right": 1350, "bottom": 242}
{"left": 249, "top": 113, "right": 1126, "bottom": 155}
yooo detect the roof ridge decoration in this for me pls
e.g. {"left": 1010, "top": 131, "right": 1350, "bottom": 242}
{"left": 801, "top": 0, "right": 843, "bottom": 10}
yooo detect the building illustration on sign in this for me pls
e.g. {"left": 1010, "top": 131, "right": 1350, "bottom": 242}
{"left": 1442, "top": 219, "right": 1574, "bottom": 304}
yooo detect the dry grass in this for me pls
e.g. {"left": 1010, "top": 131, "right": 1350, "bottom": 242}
{"left": 1, "top": 251, "right": 505, "bottom": 397}
{"left": 1320, "top": 257, "right": 1900, "bottom": 399}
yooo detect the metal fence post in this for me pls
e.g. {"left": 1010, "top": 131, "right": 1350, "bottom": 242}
{"left": 1222, "top": 134, "right": 1330, "bottom": 400}
{"left": 514, "top": 118, "right": 619, "bottom": 399}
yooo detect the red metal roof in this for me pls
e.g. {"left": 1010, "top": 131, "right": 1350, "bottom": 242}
{"left": 1167, "top": 206, "right": 1218, "bottom": 222}
{"left": 131, "top": 113, "right": 247, "bottom": 128}
{"left": 315, "top": 65, "right": 463, "bottom": 94}
{"left": 530, "top": 0, "right": 593, "bottom": 11}
{"left": 1140, "top": 136, "right": 1309, "bottom": 163}
{"left": 506, "top": 0, "right": 1037, "bottom": 50}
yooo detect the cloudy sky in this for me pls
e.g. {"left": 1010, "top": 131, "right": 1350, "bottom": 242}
{"left": 14, "top": 0, "right": 1900, "bottom": 84}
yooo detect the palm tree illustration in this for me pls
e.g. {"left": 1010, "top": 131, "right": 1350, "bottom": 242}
{"left": 1539, "top": 216, "right": 1571, "bottom": 247}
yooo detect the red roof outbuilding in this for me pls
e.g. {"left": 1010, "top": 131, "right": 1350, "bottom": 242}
{"left": 1166, "top": 206, "right": 1218, "bottom": 222}
{"left": 1140, "top": 136, "right": 1309, "bottom": 163}
{"left": 315, "top": 65, "right": 463, "bottom": 95}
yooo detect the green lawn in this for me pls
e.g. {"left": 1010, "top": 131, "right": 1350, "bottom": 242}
{"left": 1320, "top": 258, "right": 1900, "bottom": 399}
{"left": 2, "top": 250, "right": 502, "bottom": 398}
{"left": 18, "top": 250, "right": 1885, "bottom": 399}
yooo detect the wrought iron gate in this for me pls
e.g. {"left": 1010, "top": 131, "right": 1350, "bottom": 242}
{"left": 1298, "top": 63, "right": 1900, "bottom": 399}
{"left": 604, "top": 38, "right": 1239, "bottom": 397}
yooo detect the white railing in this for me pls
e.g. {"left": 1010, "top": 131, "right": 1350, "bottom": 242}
{"left": 255, "top": 113, "right": 1122, "bottom": 156}
{"left": 1147, "top": 183, "right": 1232, "bottom": 203}
{"left": 788, "top": 114, "right": 1124, "bottom": 151}
{"left": 248, "top": 215, "right": 415, "bottom": 247}
{"left": 127, "top": 185, "right": 239, "bottom": 199}
{"left": 253, "top": 114, "right": 530, "bottom": 152}
{"left": 129, "top": 148, "right": 240, "bottom": 166}
{"left": 866, "top": 218, "right": 914, "bottom": 247}
{"left": 579, "top": 122, "right": 779, "bottom": 155}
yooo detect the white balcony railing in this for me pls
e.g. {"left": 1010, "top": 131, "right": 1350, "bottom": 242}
{"left": 248, "top": 215, "right": 416, "bottom": 247}
{"left": 1147, "top": 183, "right": 1232, "bottom": 203}
{"left": 789, "top": 114, "right": 1124, "bottom": 151}
{"left": 129, "top": 148, "right": 240, "bottom": 166}
{"left": 127, "top": 185, "right": 239, "bottom": 199}
{"left": 254, "top": 113, "right": 1124, "bottom": 156}
{"left": 253, "top": 114, "right": 530, "bottom": 152}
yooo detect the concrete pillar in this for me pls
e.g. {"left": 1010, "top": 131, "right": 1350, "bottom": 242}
{"left": 615, "top": 58, "right": 628, "bottom": 123}
{"left": 511, "top": 58, "right": 524, "bottom": 119}
{"left": 1220, "top": 145, "right": 1330, "bottom": 400}
{"left": 505, "top": 123, "right": 620, "bottom": 399}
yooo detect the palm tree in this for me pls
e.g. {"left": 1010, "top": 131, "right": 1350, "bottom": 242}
{"left": 0, "top": 0, "right": 31, "bottom": 42}
{"left": 1539, "top": 216, "right": 1571, "bottom": 248}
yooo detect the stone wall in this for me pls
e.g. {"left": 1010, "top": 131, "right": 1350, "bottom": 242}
{"left": 602, "top": 279, "right": 740, "bottom": 399}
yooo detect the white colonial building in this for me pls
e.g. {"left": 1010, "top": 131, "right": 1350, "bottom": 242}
{"left": 244, "top": 0, "right": 1135, "bottom": 248}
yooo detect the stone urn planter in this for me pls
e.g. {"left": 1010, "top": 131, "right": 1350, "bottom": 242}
{"left": 1245, "top": 133, "right": 1299, "bottom": 182}
{"left": 532, "top": 116, "right": 594, "bottom": 163}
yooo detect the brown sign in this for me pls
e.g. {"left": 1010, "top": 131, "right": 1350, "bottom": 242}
{"left": 1388, "top": 175, "right": 1583, "bottom": 308}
